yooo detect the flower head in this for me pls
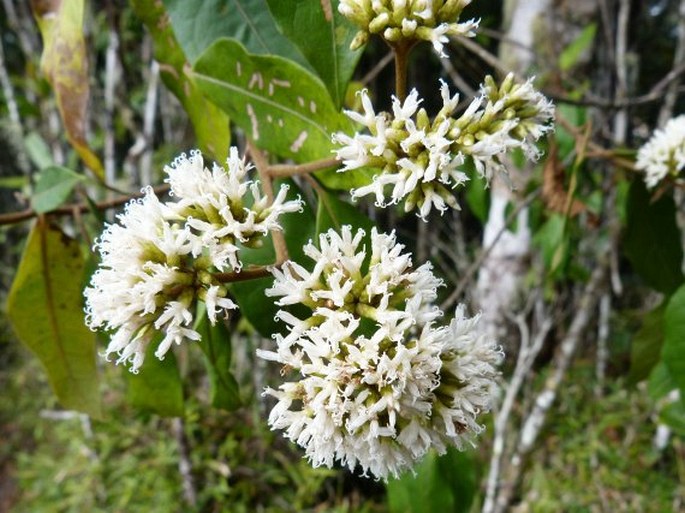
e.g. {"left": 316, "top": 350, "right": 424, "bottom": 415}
{"left": 340, "top": 0, "right": 479, "bottom": 57}
{"left": 332, "top": 74, "right": 554, "bottom": 219}
{"left": 84, "top": 149, "right": 302, "bottom": 372}
{"left": 258, "top": 226, "right": 501, "bottom": 479}
{"left": 636, "top": 115, "right": 685, "bottom": 188}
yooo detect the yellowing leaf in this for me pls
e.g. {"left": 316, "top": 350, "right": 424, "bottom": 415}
{"left": 7, "top": 219, "right": 101, "bottom": 418}
{"left": 31, "top": 0, "right": 104, "bottom": 179}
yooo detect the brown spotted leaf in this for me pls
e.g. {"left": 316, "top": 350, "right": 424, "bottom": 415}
{"left": 193, "top": 38, "right": 350, "bottom": 163}
{"left": 31, "top": 0, "right": 104, "bottom": 179}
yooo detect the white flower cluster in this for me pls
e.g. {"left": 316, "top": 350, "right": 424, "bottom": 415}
{"left": 258, "top": 225, "right": 502, "bottom": 479}
{"left": 636, "top": 115, "right": 685, "bottom": 188}
{"left": 332, "top": 73, "right": 554, "bottom": 219}
{"left": 339, "top": 0, "right": 479, "bottom": 57}
{"left": 84, "top": 149, "right": 302, "bottom": 372}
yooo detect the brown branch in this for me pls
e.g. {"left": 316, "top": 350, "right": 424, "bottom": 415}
{"left": 267, "top": 157, "right": 340, "bottom": 178}
{"left": 213, "top": 264, "right": 279, "bottom": 284}
{"left": 0, "top": 184, "right": 170, "bottom": 227}
{"left": 247, "top": 142, "right": 289, "bottom": 264}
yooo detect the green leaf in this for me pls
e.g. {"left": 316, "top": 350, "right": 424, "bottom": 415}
{"left": 662, "top": 284, "right": 685, "bottom": 404}
{"left": 648, "top": 361, "right": 674, "bottom": 400}
{"left": 195, "top": 313, "right": 242, "bottom": 410}
{"left": 559, "top": 24, "right": 596, "bottom": 71}
{"left": 465, "top": 171, "right": 490, "bottom": 224}
{"left": 31, "top": 166, "right": 84, "bottom": 214}
{"left": 131, "top": 0, "right": 230, "bottom": 162}
{"left": 163, "top": 0, "right": 307, "bottom": 67}
{"left": 628, "top": 303, "right": 666, "bottom": 384}
{"left": 6, "top": 220, "right": 101, "bottom": 417}
{"left": 624, "top": 180, "right": 684, "bottom": 294}
{"left": 532, "top": 214, "right": 569, "bottom": 277}
{"left": 24, "top": 131, "right": 54, "bottom": 169}
{"left": 230, "top": 180, "right": 316, "bottom": 338}
{"left": 387, "top": 448, "right": 477, "bottom": 513}
{"left": 266, "top": 0, "right": 362, "bottom": 107}
{"left": 0, "top": 176, "right": 29, "bottom": 189}
{"left": 316, "top": 165, "right": 375, "bottom": 191}
{"left": 193, "top": 38, "right": 350, "bottom": 163}
{"left": 126, "top": 338, "right": 184, "bottom": 417}
{"left": 315, "top": 188, "right": 374, "bottom": 237}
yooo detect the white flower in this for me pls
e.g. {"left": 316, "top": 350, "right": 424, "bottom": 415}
{"left": 636, "top": 115, "right": 685, "bottom": 188}
{"left": 258, "top": 226, "right": 501, "bottom": 479}
{"left": 85, "top": 148, "right": 301, "bottom": 372}
{"left": 333, "top": 76, "right": 554, "bottom": 215}
{"left": 339, "top": 0, "right": 479, "bottom": 57}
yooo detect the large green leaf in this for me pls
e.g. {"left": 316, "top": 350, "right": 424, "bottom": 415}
{"left": 624, "top": 180, "right": 684, "bottom": 294}
{"left": 126, "top": 338, "right": 184, "bottom": 417}
{"left": 131, "top": 0, "right": 230, "bottom": 162}
{"left": 195, "top": 312, "right": 242, "bottom": 410}
{"left": 193, "top": 38, "right": 350, "bottom": 163}
{"left": 266, "top": 0, "right": 362, "bottom": 107}
{"left": 6, "top": 220, "right": 101, "bottom": 417}
{"left": 662, "top": 284, "right": 685, "bottom": 404}
{"left": 31, "top": 0, "right": 104, "bottom": 178}
{"left": 628, "top": 303, "right": 666, "bottom": 384}
{"left": 31, "top": 166, "right": 84, "bottom": 214}
{"left": 163, "top": 0, "right": 307, "bottom": 67}
{"left": 230, "top": 180, "right": 316, "bottom": 338}
{"left": 315, "top": 188, "right": 374, "bottom": 237}
{"left": 386, "top": 448, "right": 478, "bottom": 513}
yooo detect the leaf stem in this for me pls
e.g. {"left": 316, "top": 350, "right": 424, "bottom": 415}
{"left": 268, "top": 157, "right": 340, "bottom": 178}
{"left": 247, "top": 141, "right": 289, "bottom": 264}
{"left": 213, "top": 264, "right": 281, "bottom": 284}
{"left": 393, "top": 41, "right": 413, "bottom": 103}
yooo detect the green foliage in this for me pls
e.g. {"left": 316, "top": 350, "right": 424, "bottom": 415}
{"left": 386, "top": 448, "right": 477, "bottom": 513}
{"left": 662, "top": 284, "right": 685, "bottom": 405}
{"left": 624, "top": 180, "right": 684, "bottom": 294}
{"left": 193, "top": 38, "right": 350, "bottom": 164}
{"left": 521, "top": 367, "right": 683, "bottom": 513}
{"left": 533, "top": 214, "right": 570, "bottom": 278}
{"left": 6, "top": 220, "right": 101, "bottom": 418}
{"left": 315, "top": 188, "right": 375, "bottom": 237}
{"left": 628, "top": 302, "right": 665, "bottom": 384}
{"left": 230, "top": 180, "right": 316, "bottom": 338}
{"left": 125, "top": 340, "right": 184, "bottom": 417}
{"left": 266, "top": 0, "right": 362, "bottom": 107}
{"left": 559, "top": 24, "right": 597, "bottom": 71}
{"left": 31, "top": 166, "right": 84, "bottom": 214}
{"left": 163, "top": 0, "right": 307, "bottom": 66}
{"left": 195, "top": 313, "right": 242, "bottom": 411}
{"left": 131, "top": 0, "right": 231, "bottom": 162}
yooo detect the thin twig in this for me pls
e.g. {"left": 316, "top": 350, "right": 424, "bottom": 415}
{"left": 0, "top": 184, "right": 170, "bottom": 226}
{"left": 267, "top": 157, "right": 340, "bottom": 178}
{"left": 172, "top": 418, "right": 197, "bottom": 508}
{"left": 492, "top": 261, "right": 609, "bottom": 513}
{"left": 360, "top": 51, "right": 394, "bottom": 87}
{"left": 482, "top": 299, "right": 552, "bottom": 513}
{"left": 213, "top": 265, "right": 278, "bottom": 284}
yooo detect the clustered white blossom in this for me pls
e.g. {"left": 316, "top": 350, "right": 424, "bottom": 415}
{"left": 636, "top": 115, "right": 685, "bottom": 188}
{"left": 258, "top": 225, "right": 502, "bottom": 479}
{"left": 332, "top": 73, "right": 554, "bottom": 219}
{"left": 84, "top": 149, "right": 302, "bottom": 372}
{"left": 339, "top": 0, "right": 479, "bottom": 57}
